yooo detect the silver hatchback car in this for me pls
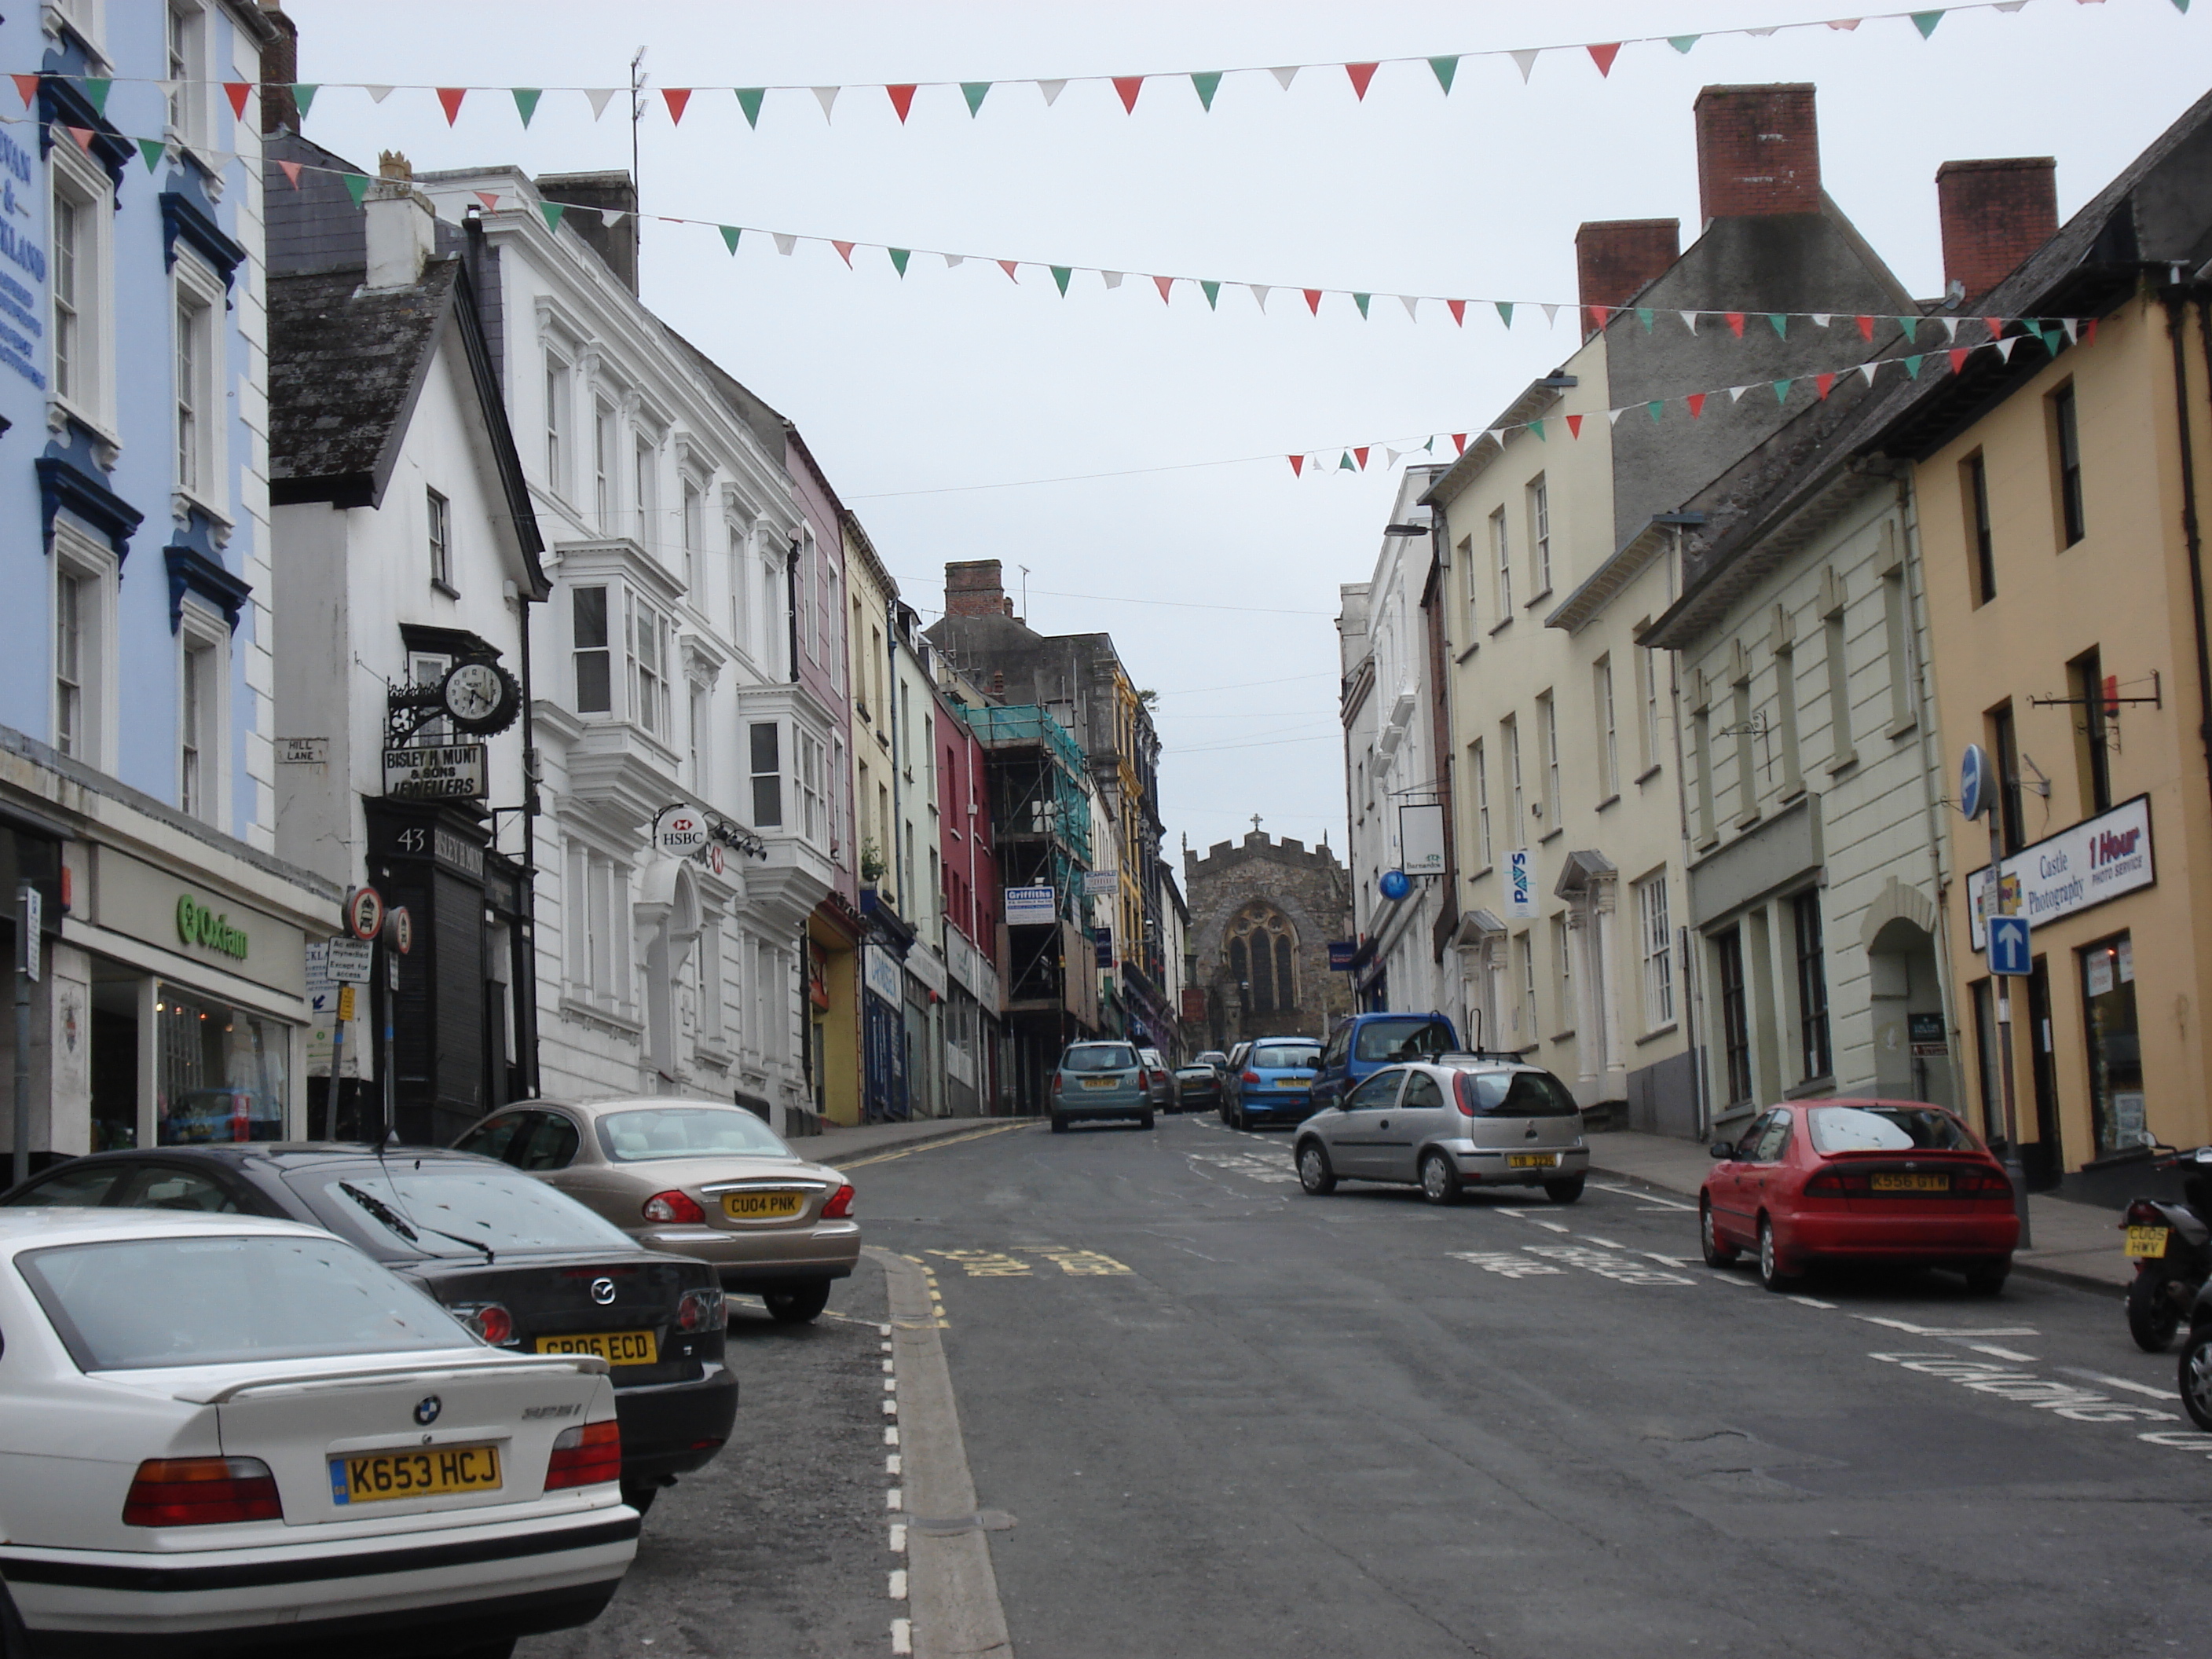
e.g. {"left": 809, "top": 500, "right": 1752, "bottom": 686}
{"left": 1294, "top": 1057, "right": 1590, "bottom": 1204}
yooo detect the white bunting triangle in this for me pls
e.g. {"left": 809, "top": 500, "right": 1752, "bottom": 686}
{"left": 1037, "top": 79, "right": 1067, "bottom": 106}
{"left": 1398, "top": 295, "right": 1420, "bottom": 321}
{"left": 1729, "top": 384, "right": 1752, "bottom": 401}
{"left": 1249, "top": 284, "right": 1269, "bottom": 310}
{"left": 1995, "top": 1, "right": 2027, "bottom": 10}
{"left": 1269, "top": 66, "right": 1299, "bottom": 90}
{"left": 1488, "top": 429, "right": 1507, "bottom": 447}
{"left": 583, "top": 88, "right": 615, "bottom": 119}
{"left": 599, "top": 210, "right": 626, "bottom": 230}
{"left": 1511, "top": 49, "right": 1541, "bottom": 82}
{"left": 1811, "top": 313, "right": 1831, "bottom": 328}
{"left": 366, "top": 85, "right": 395, "bottom": 104}
{"left": 1102, "top": 270, "right": 1123, "bottom": 289}
{"left": 943, "top": 254, "right": 964, "bottom": 269}
{"left": 1994, "top": 336, "right": 2020, "bottom": 361}
{"left": 1540, "top": 303, "right": 1559, "bottom": 328}
{"left": 1941, "top": 317, "right": 1961, "bottom": 341}
{"left": 1746, "top": 26, "right": 1778, "bottom": 36}
{"left": 812, "top": 86, "right": 840, "bottom": 122}
{"left": 773, "top": 233, "right": 797, "bottom": 256}
{"left": 1859, "top": 362, "right": 1880, "bottom": 385}
{"left": 1386, "top": 448, "right": 1405, "bottom": 469}
{"left": 1606, "top": 408, "right": 1627, "bottom": 427}
{"left": 1679, "top": 310, "right": 1700, "bottom": 331}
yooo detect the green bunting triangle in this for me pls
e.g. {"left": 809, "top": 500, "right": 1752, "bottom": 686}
{"left": 1201, "top": 280, "right": 1220, "bottom": 310}
{"left": 342, "top": 173, "right": 370, "bottom": 208}
{"left": 1339, "top": 452, "right": 1356, "bottom": 472}
{"left": 1190, "top": 71, "right": 1222, "bottom": 111}
{"left": 81, "top": 78, "right": 110, "bottom": 115}
{"left": 890, "top": 247, "right": 910, "bottom": 277}
{"left": 1897, "top": 316, "right": 1918, "bottom": 343}
{"left": 1529, "top": 419, "right": 1546, "bottom": 441}
{"left": 1903, "top": 355, "right": 1925, "bottom": 378}
{"left": 736, "top": 87, "right": 766, "bottom": 128}
{"left": 1353, "top": 293, "right": 1371, "bottom": 319}
{"left": 1636, "top": 307, "right": 1654, "bottom": 331}
{"left": 720, "top": 225, "right": 742, "bottom": 254}
{"left": 511, "top": 88, "right": 540, "bottom": 127}
{"left": 539, "top": 201, "right": 565, "bottom": 234}
{"left": 1911, "top": 11, "right": 1943, "bottom": 37}
{"left": 1668, "top": 35, "right": 1700, "bottom": 53}
{"left": 1648, "top": 401, "right": 1664, "bottom": 423}
{"left": 1772, "top": 379, "right": 1793, "bottom": 403}
{"left": 136, "top": 137, "right": 166, "bottom": 174}
{"left": 1496, "top": 302, "right": 1514, "bottom": 328}
{"left": 1428, "top": 57, "right": 1459, "bottom": 93}
{"left": 1767, "top": 313, "right": 1788, "bottom": 338}
{"left": 293, "top": 84, "right": 318, "bottom": 119}
{"left": 1051, "top": 266, "right": 1072, "bottom": 296}
{"left": 962, "top": 82, "right": 991, "bottom": 116}
{"left": 2174, "top": 0, "right": 2190, "bottom": 13}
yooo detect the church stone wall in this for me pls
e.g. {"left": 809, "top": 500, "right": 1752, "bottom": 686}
{"left": 1181, "top": 830, "right": 1354, "bottom": 1054}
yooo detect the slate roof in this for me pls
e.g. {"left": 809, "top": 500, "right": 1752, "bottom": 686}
{"left": 269, "top": 257, "right": 461, "bottom": 510}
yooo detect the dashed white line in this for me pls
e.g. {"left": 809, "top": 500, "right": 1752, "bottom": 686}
{"left": 1967, "top": 1343, "right": 2039, "bottom": 1362}
{"left": 1531, "top": 1219, "right": 1573, "bottom": 1234}
{"left": 892, "top": 1617, "right": 914, "bottom": 1654}
{"left": 881, "top": 1358, "right": 895, "bottom": 1373}
{"left": 888, "top": 1522, "right": 906, "bottom": 1552}
{"left": 1582, "top": 1235, "right": 1631, "bottom": 1249}
{"left": 886, "top": 1454, "right": 903, "bottom": 1476}
{"left": 1787, "top": 1295, "right": 1838, "bottom": 1309}
{"left": 1855, "top": 1316, "right": 2040, "bottom": 1338}
{"left": 884, "top": 1378, "right": 898, "bottom": 1393}
{"left": 2060, "top": 1367, "right": 2181, "bottom": 1403}
{"left": 882, "top": 1398, "right": 898, "bottom": 1415}
{"left": 886, "top": 1487, "right": 903, "bottom": 1510}
{"left": 1591, "top": 1183, "right": 1696, "bottom": 1211}
{"left": 888, "top": 1569, "right": 909, "bottom": 1601}
{"left": 884, "top": 1426, "right": 900, "bottom": 1445}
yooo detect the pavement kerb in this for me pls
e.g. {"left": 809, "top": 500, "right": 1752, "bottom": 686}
{"left": 1587, "top": 1153, "right": 2128, "bottom": 1298}
{"left": 870, "top": 1246, "right": 1016, "bottom": 1659}
{"left": 800, "top": 1115, "right": 1042, "bottom": 1167}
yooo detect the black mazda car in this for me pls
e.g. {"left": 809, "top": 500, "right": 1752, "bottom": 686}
{"left": 0, "top": 1144, "right": 738, "bottom": 1514}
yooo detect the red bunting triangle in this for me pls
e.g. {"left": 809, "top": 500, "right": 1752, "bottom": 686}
{"left": 224, "top": 81, "right": 251, "bottom": 119}
{"left": 278, "top": 159, "right": 302, "bottom": 189}
{"left": 998, "top": 259, "right": 1019, "bottom": 281}
{"left": 1287, "top": 456, "right": 1305, "bottom": 478}
{"left": 1565, "top": 414, "right": 1584, "bottom": 438}
{"left": 1152, "top": 275, "right": 1174, "bottom": 304}
{"left": 1587, "top": 42, "right": 1622, "bottom": 76}
{"left": 2084, "top": 318, "right": 2098, "bottom": 348}
{"left": 886, "top": 84, "right": 917, "bottom": 123}
{"left": 9, "top": 74, "right": 35, "bottom": 109}
{"left": 1353, "top": 447, "right": 1370, "bottom": 471}
{"left": 64, "top": 126, "right": 94, "bottom": 153}
{"left": 663, "top": 88, "right": 693, "bottom": 124}
{"left": 1584, "top": 305, "right": 1607, "bottom": 335}
{"left": 1983, "top": 316, "right": 2005, "bottom": 342}
{"left": 1345, "top": 62, "right": 1379, "bottom": 100}
{"left": 1686, "top": 393, "right": 1706, "bottom": 420}
{"left": 436, "top": 86, "right": 467, "bottom": 125}
{"left": 832, "top": 241, "right": 855, "bottom": 266}
{"left": 1451, "top": 434, "right": 1467, "bottom": 455}
{"left": 1855, "top": 315, "right": 1875, "bottom": 341}
{"left": 1726, "top": 312, "right": 1745, "bottom": 338}
{"left": 1446, "top": 299, "right": 1466, "bottom": 328}
{"left": 1112, "top": 75, "right": 1144, "bottom": 113}
{"left": 1948, "top": 348, "right": 1969, "bottom": 375}
{"left": 473, "top": 191, "right": 500, "bottom": 211}
{"left": 1302, "top": 289, "right": 1323, "bottom": 315}
{"left": 1815, "top": 372, "right": 1835, "bottom": 400}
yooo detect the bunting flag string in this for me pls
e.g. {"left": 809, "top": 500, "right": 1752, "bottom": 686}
{"left": 2, "top": 0, "right": 2184, "bottom": 136}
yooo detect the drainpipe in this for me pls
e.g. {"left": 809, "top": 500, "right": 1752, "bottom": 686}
{"left": 2163, "top": 287, "right": 2212, "bottom": 826}
{"left": 1661, "top": 523, "right": 1712, "bottom": 1140}
{"left": 784, "top": 536, "right": 802, "bottom": 687}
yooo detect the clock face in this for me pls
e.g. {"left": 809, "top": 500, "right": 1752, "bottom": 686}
{"left": 444, "top": 662, "right": 505, "bottom": 723}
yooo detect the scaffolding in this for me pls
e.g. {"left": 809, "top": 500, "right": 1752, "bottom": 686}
{"left": 962, "top": 704, "right": 1093, "bottom": 919}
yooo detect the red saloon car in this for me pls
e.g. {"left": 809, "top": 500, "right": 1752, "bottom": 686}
{"left": 1700, "top": 1100, "right": 2019, "bottom": 1294}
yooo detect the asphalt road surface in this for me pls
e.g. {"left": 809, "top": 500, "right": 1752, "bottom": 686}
{"left": 862, "top": 1115, "right": 2212, "bottom": 1659}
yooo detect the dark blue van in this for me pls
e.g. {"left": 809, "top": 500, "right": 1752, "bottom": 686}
{"left": 1312, "top": 1012, "right": 1459, "bottom": 1112}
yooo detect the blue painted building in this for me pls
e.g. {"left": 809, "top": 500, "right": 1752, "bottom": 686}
{"left": 0, "top": 2, "right": 337, "bottom": 1172}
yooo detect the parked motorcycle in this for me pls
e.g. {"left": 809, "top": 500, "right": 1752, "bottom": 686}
{"left": 2120, "top": 1144, "right": 2212, "bottom": 1352}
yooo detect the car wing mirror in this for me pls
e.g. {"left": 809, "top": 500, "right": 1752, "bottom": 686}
{"left": 1708, "top": 1141, "right": 1734, "bottom": 1159}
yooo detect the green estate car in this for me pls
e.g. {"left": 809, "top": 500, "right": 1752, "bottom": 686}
{"left": 1049, "top": 1042, "right": 1157, "bottom": 1133}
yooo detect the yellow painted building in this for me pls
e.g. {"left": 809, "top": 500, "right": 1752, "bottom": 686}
{"left": 1884, "top": 93, "right": 2212, "bottom": 1199}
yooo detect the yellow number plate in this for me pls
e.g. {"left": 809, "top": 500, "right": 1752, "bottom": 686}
{"left": 536, "top": 1329, "right": 658, "bottom": 1364}
{"left": 1872, "top": 1174, "right": 1949, "bottom": 1192}
{"left": 1082, "top": 1077, "right": 1119, "bottom": 1090}
{"left": 2126, "top": 1225, "right": 2172, "bottom": 1259}
{"left": 722, "top": 1189, "right": 807, "bottom": 1220}
{"left": 1507, "top": 1153, "right": 1558, "bottom": 1169}
{"left": 331, "top": 1443, "right": 501, "bottom": 1505}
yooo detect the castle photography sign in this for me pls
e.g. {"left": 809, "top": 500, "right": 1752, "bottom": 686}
{"left": 1967, "top": 794, "right": 2155, "bottom": 950}
{"left": 383, "top": 742, "right": 487, "bottom": 802}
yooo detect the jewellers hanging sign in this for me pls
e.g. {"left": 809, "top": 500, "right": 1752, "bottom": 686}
{"left": 383, "top": 743, "right": 487, "bottom": 801}
{"left": 1968, "top": 794, "right": 2154, "bottom": 950}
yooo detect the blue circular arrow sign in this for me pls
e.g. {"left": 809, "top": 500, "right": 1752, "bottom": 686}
{"left": 1379, "top": 869, "right": 1412, "bottom": 902}
{"left": 1959, "top": 743, "right": 1990, "bottom": 821}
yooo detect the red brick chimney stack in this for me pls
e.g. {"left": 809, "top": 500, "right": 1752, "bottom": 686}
{"left": 1576, "top": 220, "right": 1682, "bottom": 335}
{"left": 1693, "top": 84, "right": 1821, "bottom": 222}
{"left": 945, "top": 559, "right": 1015, "bottom": 620}
{"left": 1936, "top": 158, "right": 2058, "bottom": 307}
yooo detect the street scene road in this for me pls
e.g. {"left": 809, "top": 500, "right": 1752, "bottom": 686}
{"left": 600, "top": 1119, "right": 2212, "bottom": 1659}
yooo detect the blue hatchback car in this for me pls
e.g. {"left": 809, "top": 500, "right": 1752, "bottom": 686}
{"left": 1312, "top": 1013, "right": 1460, "bottom": 1113}
{"left": 1221, "top": 1037, "right": 1323, "bottom": 1130}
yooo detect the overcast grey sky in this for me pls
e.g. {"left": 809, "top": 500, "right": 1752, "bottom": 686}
{"left": 287, "top": 0, "right": 2204, "bottom": 870}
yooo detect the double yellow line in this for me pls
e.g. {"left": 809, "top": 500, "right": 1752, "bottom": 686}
{"left": 837, "top": 1120, "right": 1035, "bottom": 1170}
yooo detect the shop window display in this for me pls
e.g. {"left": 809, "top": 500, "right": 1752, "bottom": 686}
{"left": 2080, "top": 934, "right": 2143, "bottom": 1157}
{"left": 156, "top": 983, "right": 290, "bottom": 1144}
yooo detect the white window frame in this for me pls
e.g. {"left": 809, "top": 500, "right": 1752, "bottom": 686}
{"left": 1490, "top": 506, "right": 1511, "bottom": 618}
{"left": 1594, "top": 655, "right": 1618, "bottom": 800}
{"left": 1637, "top": 872, "right": 1674, "bottom": 1029}
{"left": 591, "top": 398, "right": 618, "bottom": 533}
{"left": 178, "top": 605, "right": 228, "bottom": 826}
{"left": 698, "top": 914, "right": 725, "bottom": 1046}
{"left": 166, "top": 1, "right": 211, "bottom": 152}
{"left": 1470, "top": 738, "right": 1491, "bottom": 868}
{"left": 797, "top": 526, "right": 818, "bottom": 665}
{"left": 726, "top": 510, "right": 753, "bottom": 648}
{"left": 749, "top": 720, "right": 782, "bottom": 829}
{"left": 679, "top": 472, "right": 705, "bottom": 599}
{"left": 687, "top": 676, "right": 711, "bottom": 793}
{"left": 1529, "top": 475, "right": 1551, "bottom": 595}
{"left": 566, "top": 844, "right": 632, "bottom": 1014}
{"left": 50, "top": 139, "right": 115, "bottom": 435}
{"left": 406, "top": 650, "right": 452, "bottom": 746}
{"left": 571, "top": 584, "right": 612, "bottom": 715}
{"left": 51, "top": 524, "right": 115, "bottom": 767}
{"left": 426, "top": 487, "right": 453, "bottom": 593}
{"left": 1551, "top": 911, "right": 1574, "bottom": 1032}
{"left": 172, "top": 252, "right": 224, "bottom": 510}
{"left": 632, "top": 428, "right": 660, "bottom": 551}
{"left": 1537, "top": 690, "right": 1560, "bottom": 826}
{"left": 51, "top": 0, "right": 106, "bottom": 63}
{"left": 542, "top": 350, "right": 572, "bottom": 500}
{"left": 798, "top": 731, "right": 826, "bottom": 845}
{"left": 626, "top": 590, "right": 671, "bottom": 740}
{"left": 1503, "top": 715, "right": 1524, "bottom": 837}
{"left": 1639, "top": 643, "right": 1662, "bottom": 775}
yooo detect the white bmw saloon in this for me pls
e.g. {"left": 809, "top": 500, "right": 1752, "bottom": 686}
{"left": 0, "top": 1207, "right": 638, "bottom": 1657}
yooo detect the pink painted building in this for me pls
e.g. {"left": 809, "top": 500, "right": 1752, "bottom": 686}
{"left": 935, "top": 674, "right": 1004, "bottom": 1113}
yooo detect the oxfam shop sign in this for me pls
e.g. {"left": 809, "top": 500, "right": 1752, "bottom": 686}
{"left": 176, "top": 893, "right": 250, "bottom": 961}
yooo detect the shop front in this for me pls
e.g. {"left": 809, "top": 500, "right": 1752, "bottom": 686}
{"left": 862, "top": 942, "right": 909, "bottom": 1122}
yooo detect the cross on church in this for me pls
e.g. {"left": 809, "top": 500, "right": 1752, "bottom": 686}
{"left": 1250, "top": 815, "right": 1263, "bottom": 834}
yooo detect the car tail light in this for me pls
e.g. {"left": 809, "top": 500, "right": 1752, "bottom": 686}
{"left": 123, "top": 1457, "right": 282, "bottom": 1527}
{"left": 821, "top": 1182, "right": 855, "bottom": 1220}
{"left": 1803, "top": 1170, "right": 1870, "bottom": 1196}
{"left": 1956, "top": 1170, "right": 2013, "bottom": 1196}
{"left": 2127, "top": 1199, "right": 2166, "bottom": 1226}
{"left": 676, "top": 1287, "right": 726, "bottom": 1333}
{"left": 545, "top": 1420, "right": 622, "bottom": 1491}
{"left": 643, "top": 1190, "right": 705, "bottom": 1225}
{"left": 1241, "top": 1071, "right": 1261, "bottom": 1085}
{"left": 1136, "top": 1070, "right": 1152, "bottom": 1090}
{"left": 450, "top": 1301, "right": 516, "bottom": 1346}
{"left": 1052, "top": 1073, "right": 1063, "bottom": 1096}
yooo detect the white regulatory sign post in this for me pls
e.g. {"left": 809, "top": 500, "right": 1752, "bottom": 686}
{"left": 325, "top": 938, "right": 373, "bottom": 983}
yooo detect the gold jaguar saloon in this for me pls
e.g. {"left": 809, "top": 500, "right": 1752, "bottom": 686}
{"left": 454, "top": 1100, "right": 861, "bottom": 1324}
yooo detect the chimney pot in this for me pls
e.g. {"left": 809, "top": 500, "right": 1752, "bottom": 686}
{"left": 944, "top": 559, "right": 1009, "bottom": 620}
{"left": 1936, "top": 157, "right": 2057, "bottom": 308}
{"left": 363, "top": 156, "right": 434, "bottom": 290}
{"left": 1693, "top": 84, "right": 1821, "bottom": 222}
{"left": 1576, "top": 219, "right": 1682, "bottom": 335}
